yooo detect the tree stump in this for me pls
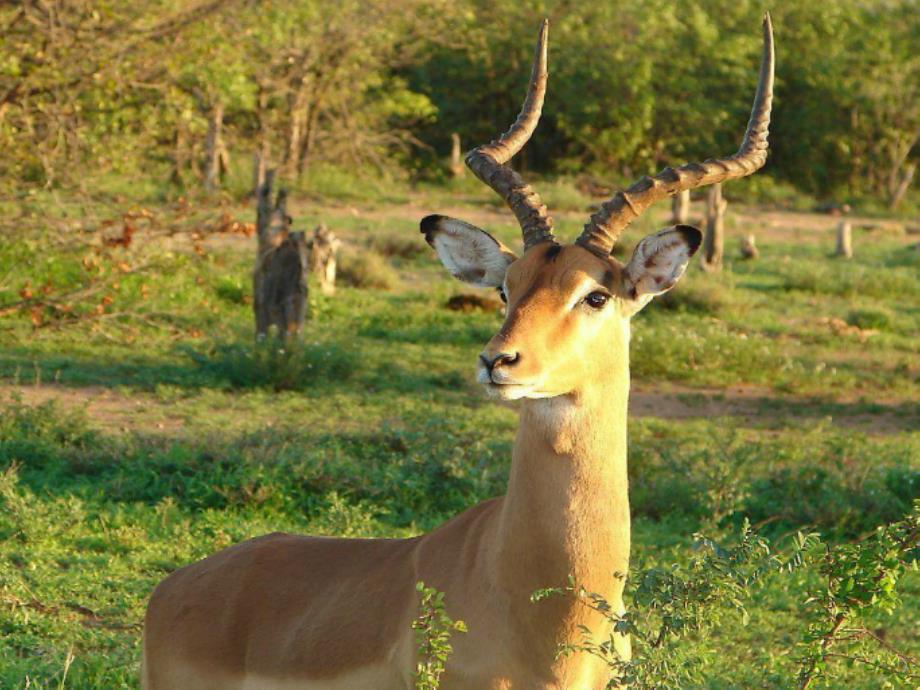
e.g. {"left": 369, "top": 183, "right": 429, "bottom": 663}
{"left": 308, "top": 223, "right": 342, "bottom": 297}
{"left": 670, "top": 189, "right": 690, "bottom": 225}
{"left": 253, "top": 171, "right": 308, "bottom": 340}
{"left": 449, "top": 132, "right": 465, "bottom": 179}
{"left": 740, "top": 233, "right": 759, "bottom": 260}
{"left": 702, "top": 183, "right": 727, "bottom": 271}
{"left": 835, "top": 220, "right": 853, "bottom": 258}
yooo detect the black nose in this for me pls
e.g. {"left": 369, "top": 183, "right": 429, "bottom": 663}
{"left": 480, "top": 352, "right": 520, "bottom": 372}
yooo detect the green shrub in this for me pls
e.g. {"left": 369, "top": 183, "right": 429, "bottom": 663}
{"left": 338, "top": 248, "right": 400, "bottom": 290}
{"left": 846, "top": 308, "right": 892, "bottom": 331}
{"left": 185, "top": 340, "right": 358, "bottom": 391}
{"left": 534, "top": 505, "right": 920, "bottom": 690}
{"left": 370, "top": 233, "right": 427, "bottom": 260}
{"left": 213, "top": 277, "right": 249, "bottom": 305}
{"left": 413, "top": 582, "right": 467, "bottom": 690}
{"left": 654, "top": 278, "right": 737, "bottom": 316}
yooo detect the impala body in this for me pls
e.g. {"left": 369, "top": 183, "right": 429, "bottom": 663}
{"left": 143, "top": 16, "right": 774, "bottom": 690}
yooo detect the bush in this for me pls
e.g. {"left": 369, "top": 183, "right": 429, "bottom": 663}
{"left": 213, "top": 277, "right": 249, "bottom": 305}
{"left": 185, "top": 340, "right": 358, "bottom": 391}
{"left": 338, "top": 248, "right": 400, "bottom": 289}
{"left": 655, "top": 279, "right": 736, "bottom": 316}
{"left": 370, "top": 233, "right": 427, "bottom": 260}
{"left": 846, "top": 308, "right": 892, "bottom": 331}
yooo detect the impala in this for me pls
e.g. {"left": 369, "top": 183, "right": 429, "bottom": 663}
{"left": 143, "top": 15, "right": 774, "bottom": 690}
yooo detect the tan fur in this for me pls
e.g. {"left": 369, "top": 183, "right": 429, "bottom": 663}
{"left": 143, "top": 240, "right": 690, "bottom": 689}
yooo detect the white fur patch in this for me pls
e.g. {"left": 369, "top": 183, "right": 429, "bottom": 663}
{"left": 424, "top": 216, "right": 516, "bottom": 288}
{"left": 623, "top": 226, "right": 699, "bottom": 299}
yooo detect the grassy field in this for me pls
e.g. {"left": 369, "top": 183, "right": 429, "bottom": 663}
{"left": 0, "top": 185, "right": 918, "bottom": 688}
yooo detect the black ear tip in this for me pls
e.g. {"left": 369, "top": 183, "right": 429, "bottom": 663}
{"left": 675, "top": 224, "right": 703, "bottom": 255}
{"left": 420, "top": 214, "right": 445, "bottom": 236}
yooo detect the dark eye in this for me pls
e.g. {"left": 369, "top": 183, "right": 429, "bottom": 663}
{"left": 585, "top": 291, "right": 609, "bottom": 309}
{"left": 497, "top": 288, "right": 507, "bottom": 304}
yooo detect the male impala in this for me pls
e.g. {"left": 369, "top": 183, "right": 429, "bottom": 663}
{"left": 143, "top": 15, "right": 774, "bottom": 690}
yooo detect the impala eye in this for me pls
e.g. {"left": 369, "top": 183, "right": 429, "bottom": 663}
{"left": 585, "top": 291, "right": 609, "bottom": 309}
{"left": 497, "top": 287, "right": 507, "bottom": 304}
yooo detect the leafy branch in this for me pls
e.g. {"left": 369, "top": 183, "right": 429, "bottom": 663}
{"left": 412, "top": 581, "right": 467, "bottom": 690}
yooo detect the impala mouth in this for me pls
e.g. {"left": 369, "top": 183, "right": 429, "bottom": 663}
{"left": 477, "top": 366, "right": 540, "bottom": 399}
{"left": 483, "top": 381, "right": 535, "bottom": 400}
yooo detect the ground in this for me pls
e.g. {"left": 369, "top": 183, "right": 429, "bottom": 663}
{"left": 0, "top": 187, "right": 917, "bottom": 688}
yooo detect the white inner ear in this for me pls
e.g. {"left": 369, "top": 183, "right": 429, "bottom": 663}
{"left": 624, "top": 227, "right": 696, "bottom": 299}
{"left": 425, "top": 216, "right": 516, "bottom": 288}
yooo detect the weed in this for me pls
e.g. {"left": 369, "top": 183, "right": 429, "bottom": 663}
{"left": 183, "top": 340, "right": 358, "bottom": 391}
{"left": 337, "top": 248, "right": 400, "bottom": 290}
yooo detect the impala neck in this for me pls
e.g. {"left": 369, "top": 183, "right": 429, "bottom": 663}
{"left": 493, "top": 345, "right": 631, "bottom": 597}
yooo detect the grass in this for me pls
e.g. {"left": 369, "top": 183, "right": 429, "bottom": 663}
{"left": 0, "top": 186, "right": 918, "bottom": 688}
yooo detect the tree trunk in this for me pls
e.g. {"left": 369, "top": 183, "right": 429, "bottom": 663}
{"left": 298, "top": 97, "right": 323, "bottom": 174}
{"left": 252, "top": 86, "right": 270, "bottom": 198}
{"left": 835, "top": 220, "right": 853, "bottom": 259}
{"left": 670, "top": 189, "right": 690, "bottom": 225}
{"left": 204, "top": 102, "right": 224, "bottom": 194}
{"left": 889, "top": 162, "right": 916, "bottom": 210}
{"left": 449, "top": 132, "right": 465, "bottom": 179}
{"left": 285, "top": 86, "right": 308, "bottom": 176}
{"left": 253, "top": 171, "right": 308, "bottom": 340}
{"left": 253, "top": 151, "right": 267, "bottom": 200}
{"left": 702, "top": 183, "right": 726, "bottom": 271}
{"left": 171, "top": 116, "right": 189, "bottom": 187}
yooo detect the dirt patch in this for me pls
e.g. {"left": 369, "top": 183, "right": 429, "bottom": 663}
{"left": 630, "top": 383, "right": 919, "bottom": 434}
{"left": 0, "top": 384, "right": 186, "bottom": 434}
{"left": 2, "top": 382, "right": 916, "bottom": 437}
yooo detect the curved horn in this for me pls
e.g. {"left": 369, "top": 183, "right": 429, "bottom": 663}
{"left": 576, "top": 12, "right": 775, "bottom": 257}
{"left": 465, "top": 19, "right": 555, "bottom": 249}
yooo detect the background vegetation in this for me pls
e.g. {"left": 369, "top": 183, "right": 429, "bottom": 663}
{"left": 1, "top": 0, "right": 918, "bottom": 208}
{"left": 1, "top": 191, "right": 918, "bottom": 688}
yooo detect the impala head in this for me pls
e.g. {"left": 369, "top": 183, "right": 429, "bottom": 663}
{"left": 423, "top": 16, "right": 774, "bottom": 401}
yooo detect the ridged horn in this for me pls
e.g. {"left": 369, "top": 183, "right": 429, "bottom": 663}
{"left": 465, "top": 19, "right": 556, "bottom": 249}
{"left": 576, "top": 12, "right": 775, "bottom": 257}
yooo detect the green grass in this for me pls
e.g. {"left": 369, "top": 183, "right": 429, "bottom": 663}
{"left": 1, "top": 190, "right": 918, "bottom": 688}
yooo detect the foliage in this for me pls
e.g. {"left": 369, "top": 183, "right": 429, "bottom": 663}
{"left": 183, "top": 339, "right": 358, "bottom": 391}
{"left": 337, "top": 248, "right": 401, "bottom": 290}
{"left": 795, "top": 506, "right": 920, "bottom": 689}
{"left": 1, "top": 1, "right": 918, "bottom": 206}
{"left": 412, "top": 582, "right": 467, "bottom": 690}
{"left": 534, "top": 506, "right": 920, "bottom": 690}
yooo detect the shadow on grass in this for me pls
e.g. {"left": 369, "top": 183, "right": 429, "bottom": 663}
{"left": 2, "top": 396, "right": 916, "bottom": 540}
{"left": 0, "top": 400, "right": 511, "bottom": 532}
{"left": 0, "top": 338, "right": 478, "bottom": 397}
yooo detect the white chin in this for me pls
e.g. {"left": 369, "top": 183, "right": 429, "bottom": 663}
{"left": 483, "top": 383, "right": 538, "bottom": 400}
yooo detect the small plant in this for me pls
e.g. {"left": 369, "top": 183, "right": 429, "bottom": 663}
{"left": 846, "top": 308, "right": 892, "bottom": 331}
{"left": 370, "top": 233, "right": 427, "bottom": 260}
{"left": 213, "top": 277, "right": 249, "bottom": 305}
{"left": 795, "top": 502, "right": 920, "bottom": 689}
{"left": 534, "top": 521, "right": 807, "bottom": 689}
{"left": 338, "top": 248, "right": 400, "bottom": 290}
{"left": 412, "top": 581, "right": 467, "bottom": 690}
{"left": 534, "top": 505, "right": 920, "bottom": 690}
{"left": 184, "top": 340, "right": 357, "bottom": 391}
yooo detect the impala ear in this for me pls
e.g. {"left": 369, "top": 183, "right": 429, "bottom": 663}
{"left": 622, "top": 225, "right": 702, "bottom": 312}
{"left": 420, "top": 215, "right": 517, "bottom": 288}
